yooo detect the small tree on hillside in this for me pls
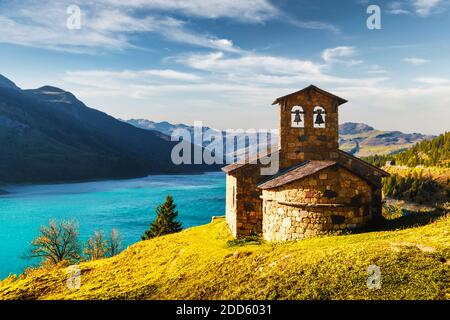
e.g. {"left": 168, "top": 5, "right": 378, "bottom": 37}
{"left": 106, "top": 228, "right": 123, "bottom": 257}
{"left": 84, "top": 231, "right": 107, "bottom": 261}
{"left": 142, "top": 195, "right": 182, "bottom": 240}
{"left": 84, "top": 229, "right": 123, "bottom": 261}
{"left": 26, "top": 219, "right": 81, "bottom": 266}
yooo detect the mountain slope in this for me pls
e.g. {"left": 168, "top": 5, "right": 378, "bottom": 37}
{"left": 126, "top": 119, "right": 433, "bottom": 157}
{"left": 125, "top": 118, "right": 275, "bottom": 160}
{"left": 363, "top": 132, "right": 450, "bottom": 169}
{"left": 339, "top": 123, "right": 433, "bottom": 157}
{"left": 1, "top": 216, "right": 449, "bottom": 300}
{"left": 0, "top": 75, "right": 215, "bottom": 183}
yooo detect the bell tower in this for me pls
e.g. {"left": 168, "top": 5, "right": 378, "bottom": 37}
{"left": 272, "top": 85, "right": 348, "bottom": 169}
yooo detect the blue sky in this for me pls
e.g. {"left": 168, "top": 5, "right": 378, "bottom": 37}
{"left": 0, "top": 0, "right": 449, "bottom": 134}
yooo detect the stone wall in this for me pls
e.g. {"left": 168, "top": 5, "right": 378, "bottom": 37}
{"left": 226, "top": 165, "right": 265, "bottom": 237}
{"left": 262, "top": 166, "right": 373, "bottom": 242}
{"left": 225, "top": 174, "right": 237, "bottom": 236}
{"left": 234, "top": 165, "right": 264, "bottom": 237}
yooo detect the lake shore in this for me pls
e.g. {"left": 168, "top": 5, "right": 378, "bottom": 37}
{"left": 0, "top": 172, "right": 225, "bottom": 278}
{"left": 0, "top": 170, "right": 223, "bottom": 190}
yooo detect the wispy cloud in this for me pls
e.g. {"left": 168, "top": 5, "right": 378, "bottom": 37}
{"left": 367, "top": 65, "right": 388, "bottom": 74}
{"left": 414, "top": 0, "right": 443, "bottom": 16}
{"left": 415, "top": 77, "right": 450, "bottom": 84}
{"left": 97, "top": 0, "right": 280, "bottom": 23}
{"left": 57, "top": 43, "right": 450, "bottom": 134}
{"left": 179, "top": 52, "right": 323, "bottom": 76}
{"left": 404, "top": 57, "right": 430, "bottom": 65}
{"left": 64, "top": 48, "right": 387, "bottom": 101}
{"left": 321, "top": 46, "right": 363, "bottom": 66}
{"left": 0, "top": 0, "right": 342, "bottom": 54}
{"left": 285, "top": 17, "right": 341, "bottom": 34}
{"left": 65, "top": 69, "right": 202, "bottom": 85}
{"left": 386, "top": 0, "right": 448, "bottom": 16}
{"left": 386, "top": 1, "right": 411, "bottom": 15}
{"left": 0, "top": 1, "right": 246, "bottom": 53}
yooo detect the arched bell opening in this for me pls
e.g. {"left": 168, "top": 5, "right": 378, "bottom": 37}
{"left": 291, "top": 106, "right": 305, "bottom": 128}
{"left": 313, "top": 106, "right": 326, "bottom": 128}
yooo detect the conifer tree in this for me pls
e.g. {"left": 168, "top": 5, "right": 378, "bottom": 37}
{"left": 142, "top": 195, "right": 182, "bottom": 240}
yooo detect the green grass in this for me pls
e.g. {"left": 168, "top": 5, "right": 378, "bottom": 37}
{"left": 1, "top": 214, "right": 449, "bottom": 300}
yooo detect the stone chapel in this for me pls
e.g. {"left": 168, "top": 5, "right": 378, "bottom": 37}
{"left": 222, "top": 85, "right": 389, "bottom": 241}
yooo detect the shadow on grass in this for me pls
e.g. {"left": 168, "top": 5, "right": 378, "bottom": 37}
{"left": 372, "top": 208, "right": 448, "bottom": 232}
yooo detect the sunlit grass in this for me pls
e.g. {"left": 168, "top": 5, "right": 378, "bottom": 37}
{"left": 1, "top": 215, "right": 449, "bottom": 300}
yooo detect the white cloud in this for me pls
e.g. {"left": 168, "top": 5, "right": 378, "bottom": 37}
{"left": 64, "top": 49, "right": 388, "bottom": 103}
{"left": 286, "top": 18, "right": 341, "bottom": 34}
{"left": 341, "top": 82, "right": 450, "bottom": 133}
{"left": 414, "top": 0, "right": 442, "bottom": 16}
{"left": 386, "top": 2, "right": 411, "bottom": 14}
{"left": 367, "top": 65, "right": 388, "bottom": 74}
{"left": 0, "top": 0, "right": 342, "bottom": 53}
{"left": 179, "top": 52, "right": 324, "bottom": 76}
{"left": 98, "top": 0, "right": 279, "bottom": 23}
{"left": 64, "top": 69, "right": 202, "bottom": 89}
{"left": 61, "top": 64, "right": 449, "bottom": 134}
{"left": 0, "top": 1, "right": 243, "bottom": 53}
{"left": 56, "top": 45, "right": 450, "bottom": 134}
{"left": 404, "top": 57, "right": 430, "bottom": 65}
{"left": 415, "top": 77, "right": 450, "bottom": 84}
{"left": 321, "top": 46, "right": 363, "bottom": 66}
{"left": 385, "top": 0, "right": 449, "bottom": 17}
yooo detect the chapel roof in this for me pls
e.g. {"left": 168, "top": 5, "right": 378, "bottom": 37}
{"left": 272, "top": 85, "right": 348, "bottom": 106}
{"left": 257, "top": 160, "right": 336, "bottom": 189}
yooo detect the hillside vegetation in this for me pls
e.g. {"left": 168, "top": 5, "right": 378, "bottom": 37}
{"left": 363, "top": 133, "right": 449, "bottom": 205}
{"left": 363, "top": 132, "right": 450, "bottom": 168}
{"left": 1, "top": 216, "right": 449, "bottom": 300}
{"left": 338, "top": 123, "right": 433, "bottom": 157}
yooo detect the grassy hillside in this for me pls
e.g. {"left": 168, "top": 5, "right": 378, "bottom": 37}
{"left": 1, "top": 216, "right": 449, "bottom": 300}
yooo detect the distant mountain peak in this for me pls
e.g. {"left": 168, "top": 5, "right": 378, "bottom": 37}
{"left": 28, "top": 86, "right": 81, "bottom": 106}
{"left": 339, "top": 122, "right": 374, "bottom": 135}
{"left": 36, "top": 85, "right": 67, "bottom": 93}
{"left": 0, "top": 74, "right": 20, "bottom": 90}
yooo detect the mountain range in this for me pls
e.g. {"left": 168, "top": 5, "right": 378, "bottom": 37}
{"left": 125, "top": 119, "right": 434, "bottom": 158}
{"left": 338, "top": 123, "right": 434, "bottom": 157}
{"left": 0, "top": 75, "right": 216, "bottom": 184}
{"left": 0, "top": 72, "right": 434, "bottom": 184}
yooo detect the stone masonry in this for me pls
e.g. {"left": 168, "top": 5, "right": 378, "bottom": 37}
{"left": 222, "top": 85, "right": 389, "bottom": 241}
{"left": 261, "top": 166, "right": 373, "bottom": 241}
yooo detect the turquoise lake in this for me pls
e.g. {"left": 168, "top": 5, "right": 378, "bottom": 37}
{"left": 0, "top": 172, "right": 225, "bottom": 279}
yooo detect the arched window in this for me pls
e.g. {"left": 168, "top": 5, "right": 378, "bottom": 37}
{"left": 313, "top": 106, "right": 326, "bottom": 128}
{"left": 291, "top": 106, "right": 305, "bottom": 128}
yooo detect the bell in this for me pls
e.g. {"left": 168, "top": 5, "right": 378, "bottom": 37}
{"left": 293, "top": 110, "right": 302, "bottom": 124}
{"left": 315, "top": 111, "right": 325, "bottom": 125}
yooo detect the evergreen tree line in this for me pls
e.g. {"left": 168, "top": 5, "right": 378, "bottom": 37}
{"left": 363, "top": 132, "right": 450, "bottom": 168}
{"left": 382, "top": 172, "right": 442, "bottom": 203}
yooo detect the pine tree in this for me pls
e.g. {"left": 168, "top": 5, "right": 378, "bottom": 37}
{"left": 141, "top": 195, "right": 182, "bottom": 240}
